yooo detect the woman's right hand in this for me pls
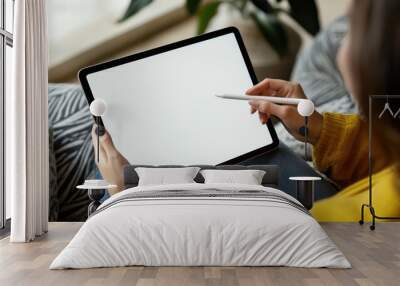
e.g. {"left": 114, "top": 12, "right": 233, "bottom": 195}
{"left": 246, "top": 78, "right": 323, "bottom": 145}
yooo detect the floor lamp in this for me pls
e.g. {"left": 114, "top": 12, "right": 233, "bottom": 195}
{"left": 90, "top": 99, "right": 107, "bottom": 163}
{"left": 76, "top": 98, "right": 116, "bottom": 216}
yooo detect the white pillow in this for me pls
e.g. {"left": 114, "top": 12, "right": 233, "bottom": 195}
{"left": 200, "top": 169, "right": 266, "bottom": 185}
{"left": 135, "top": 167, "right": 201, "bottom": 186}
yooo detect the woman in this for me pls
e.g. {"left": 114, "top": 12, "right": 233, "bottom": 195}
{"left": 93, "top": 0, "right": 400, "bottom": 221}
{"left": 247, "top": 0, "right": 400, "bottom": 221}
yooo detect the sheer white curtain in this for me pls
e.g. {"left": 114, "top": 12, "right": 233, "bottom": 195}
{"left": 7, "top": 0, "right": 49, "bottom": 242}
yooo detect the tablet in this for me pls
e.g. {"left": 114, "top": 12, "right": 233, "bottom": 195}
{"left": 79, "top": 27, "right": 279, "bottom": 165}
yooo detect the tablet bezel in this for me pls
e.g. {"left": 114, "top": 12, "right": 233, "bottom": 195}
{"left": 79, "top": 26, "right": 279, "bottom": 165}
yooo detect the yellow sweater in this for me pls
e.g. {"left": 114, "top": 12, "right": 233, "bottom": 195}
{"left": 311, "top": 113, "right": 400, "bottom": 221}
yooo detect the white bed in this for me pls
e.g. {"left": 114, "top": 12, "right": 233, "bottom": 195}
{"left": 50, "top": 183, "right": 350, "bottom": 269}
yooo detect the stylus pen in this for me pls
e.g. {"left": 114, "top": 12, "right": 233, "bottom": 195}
{"left": 215, "top": 94, "right": 303, "bottom": 105}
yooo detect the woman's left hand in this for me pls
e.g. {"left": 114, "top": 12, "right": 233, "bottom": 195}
{"left": 91, "top": 125, "right": 129, "bottom": 194}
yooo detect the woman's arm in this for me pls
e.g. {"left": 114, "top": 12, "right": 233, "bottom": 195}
{"left": 313, "top": 113, "right": 367, "bottom": 186}
{"left": 312, "top": 112, "right": 389, "bottom": 187}
{"left": 246, "top": 78, "right": 389, "bottom": 188}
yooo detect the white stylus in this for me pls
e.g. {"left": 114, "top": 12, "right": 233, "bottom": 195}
{"left": 215, "top": 94, "right": 302, "bottom": 105}
{"left": 215, "top": 94, "right": 315, "bottom": 117}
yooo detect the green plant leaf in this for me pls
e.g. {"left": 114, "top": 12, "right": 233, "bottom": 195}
{"left": 250, "top": 11, "right": 288, "bottom": 58}
{"left": 118, "top": 0, "right": 153, "bottom": 23}
{"left": 287, "top": 0, "right": 320, "bottom": 35}
{"left": 186, "top": 0, "right": 202, "bottom": 15}
{"left": 197, "top": 1, "right": 222, "bottom": 35}
{"left": 250, "top": 0, "right": 274, "bottom": 14}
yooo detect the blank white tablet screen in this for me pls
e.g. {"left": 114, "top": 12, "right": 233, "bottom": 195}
{"left": 86, "top": 33, "right": 273, "bottom": 165}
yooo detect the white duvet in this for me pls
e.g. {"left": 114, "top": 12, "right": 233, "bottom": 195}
{"left": 50, "top": 183, "right": 350, "bottom": 269}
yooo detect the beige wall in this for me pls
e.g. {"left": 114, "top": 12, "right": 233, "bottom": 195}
{"left": 49, "top": 0, "right": 351, "bottom": 83}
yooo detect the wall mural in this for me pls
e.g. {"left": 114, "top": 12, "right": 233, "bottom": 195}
{"left": 360, "top": 95, "right": 400, "bottom": 230}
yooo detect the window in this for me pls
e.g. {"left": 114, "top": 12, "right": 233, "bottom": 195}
{"left": 0, "top": 0, "right": 14, "bottom": 230}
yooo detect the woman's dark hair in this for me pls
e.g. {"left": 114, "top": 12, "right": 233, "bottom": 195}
{"left": 349, "top": 0, "right": 400, "bottom": 172}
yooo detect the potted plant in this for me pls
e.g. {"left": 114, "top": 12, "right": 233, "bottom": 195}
{"left": 120, "top": 0, "right": 320, "bottom": 79}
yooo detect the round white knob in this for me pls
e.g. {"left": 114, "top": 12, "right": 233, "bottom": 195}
{"left": 297, "top": 100, "right": 315, "bottom": 117}
{"left": 90, "top": 99, "right": 107, "bottom": 116}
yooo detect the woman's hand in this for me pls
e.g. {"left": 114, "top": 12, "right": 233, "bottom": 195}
{"left": 246, "top": 78, "right": 323, "bottom": 145}
{"left": 91, "top": 125, "right": 129, "bottom": 195}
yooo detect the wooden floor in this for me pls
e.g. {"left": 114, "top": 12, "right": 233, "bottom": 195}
{"left": 0, "top": 222, "right": 399, "bottom": 286}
